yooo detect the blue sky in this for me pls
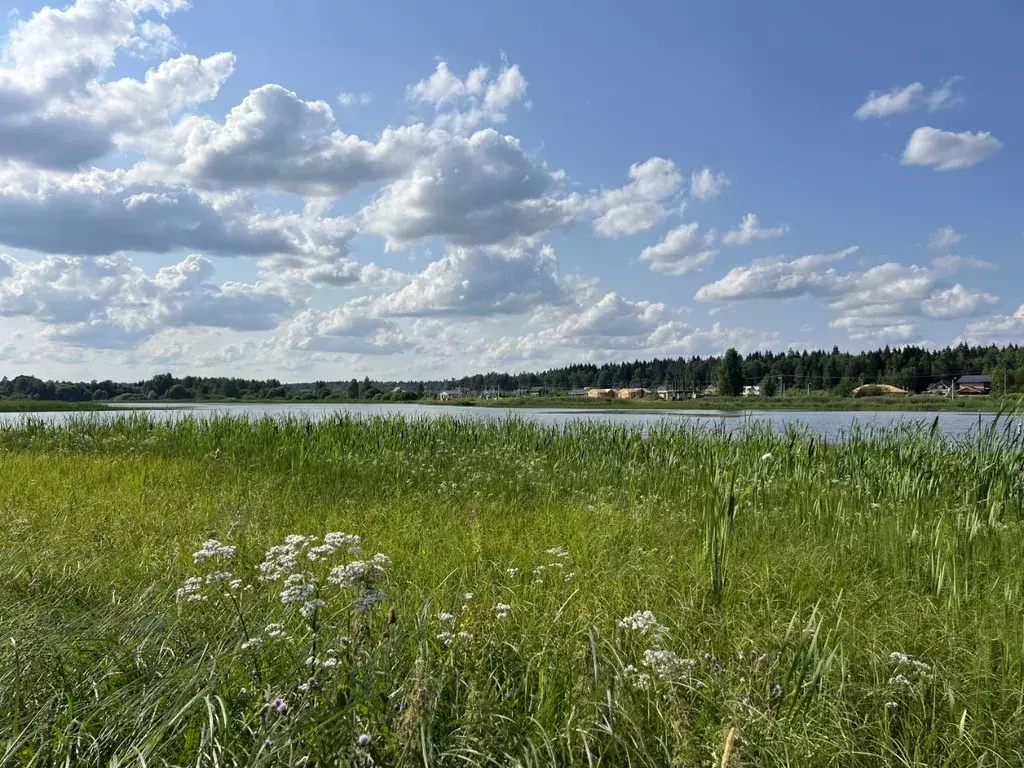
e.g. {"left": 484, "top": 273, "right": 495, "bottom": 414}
{"left": 0, "top": 0, "right": 1020, "bottom": 381}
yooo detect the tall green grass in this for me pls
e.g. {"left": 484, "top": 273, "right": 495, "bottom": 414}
{"left": 1, "top": 413, "right": 1023, "bottom": 766}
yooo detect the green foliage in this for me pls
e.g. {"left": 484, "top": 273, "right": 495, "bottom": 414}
{"left": 717, "top": 348, "right": 745, "bottom": 396}
{"left": 3, "top": 342, "right": 1023, "bottom": 401}
{"left": 165, "top": 383, "right": 193, "bottom": 400}
{"left": 761, "top": 375, "right": 778, "bottom": 398}
{"left": 0, "top": 414, "right": 1023, "bottom": 763}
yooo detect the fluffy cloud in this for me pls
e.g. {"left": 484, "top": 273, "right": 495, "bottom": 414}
{"left": 0, "top": 0, "right": 232, "bottom": 168}
{"left": 178, "top": 85, "right": 438, "bottom": 196}
{"left": 588, "top": 157, "right": 684, "bottom": 237}
{"left": 0, "top": 252, "right": 291, "bottom": 348}
{"left": 828, "top": 315, "right": 916, "bottom": 342}
{"left": 854, "top": 83, "right": 925, "bottom": 120}
{"left": 694, "top": 248, "right": 857, "bottom": 302}
{"left": 0, "top": 167, "right": 328, "bottom": 256}
{"left": 406, "top": 59, "right": 528, "bottom": 135}
{"left": 639, "top": 223, "right": 717, "bottom": 275}
{"left": 551, "top": 292, "right": 666, "bottom": 340}
{"left": 689, "top": 168, "right": 729, "bottom": 201}
{"left": 961, "top": 304, "right": 1024, "bottom": 344}
{"left": 276, "top": 303, "right": 408, "bottom": 355}
{"left": 361, "top": 129, "right": 570, "bottom": 248}
{"left": 722, "top": 213, "right": 788, "bottom": 246}
{"left": 929, "top": 226, "right": 964, "bottom": 249}
{"left": 901, "top": 127, "right": 1002, "bottom": 171}
{"left": 338, "top": 91, "right": 372, "bottom": 106}
{"left": 854, "top": 77, "right": 963, "bottom": 119}
{"left": 920, "top": 284, "right": 998, "bottom": 319}
{"left": 371, "top": 244, "right": 567, "bottom": 317}
{"left": 695, "top": 247, "right": 998, "bottom": 340}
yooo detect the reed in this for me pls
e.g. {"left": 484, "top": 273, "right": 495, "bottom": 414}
{"left": 0, "top": 412, "right": 1022, "bottom": 765}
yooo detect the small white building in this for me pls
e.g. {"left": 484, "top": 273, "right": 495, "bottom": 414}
{"left": 742, "top": 385, "right": 761, "bottom": 397}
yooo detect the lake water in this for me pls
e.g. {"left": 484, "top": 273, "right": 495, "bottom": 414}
{"left": 1, "top": 401, "right": 1018, "bottom": 441}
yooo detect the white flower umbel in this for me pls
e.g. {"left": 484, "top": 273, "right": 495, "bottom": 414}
{"left": 176, "top": 576, "right": 206, "bottom": 602}
{"left": 618, "top": 610, "right": 666, "bottom": 636}
{"left": 642, "top": 649, "right": 697, "bottom": 681}
{"left": 193, "top": 539, "right": 236, "bottom": 564}
{"left": 328, "top": 553, "right": 392, "bottom": 590}
{"left": 279, "top": 573, "right": 316, "bottom": 605}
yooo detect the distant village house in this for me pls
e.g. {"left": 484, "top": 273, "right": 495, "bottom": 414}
{"left": 617, "top": 387, "right": 648, "bottom": 400}
{"left": 587, "top": 388, "right": 617, "bottom": 399}
{"left": 956, "top": 374, "right": 992, "bottom": 395}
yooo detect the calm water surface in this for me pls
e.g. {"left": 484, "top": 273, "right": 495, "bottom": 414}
{"left": 1, "top": 401, "right": 1018, "bottom": 441}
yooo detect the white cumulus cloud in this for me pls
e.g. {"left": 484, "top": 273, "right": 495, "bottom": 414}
{"left": 854, "top": 77, "right": 963, "bottom": 119}
{"left": 722, "top": 213, "right": 788, "bottom": 246}
{"left": 639, "top": 223, "right": 717, "bottom": 275}
{"left": 929, "top": 226, "right": 964, "bottom": 249}
{"left": 689, "top": 168, "right": 729, "bottom": 201}
{"left": 902, "top": 127, "right": 1002, "bottom": 171}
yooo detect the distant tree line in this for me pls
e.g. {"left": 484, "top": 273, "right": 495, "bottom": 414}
{"left": 2, "top": 343, "right": 1022, "bottom": 402}
{"left": 408, "top": 342, "right": 1024, "bottom": 396}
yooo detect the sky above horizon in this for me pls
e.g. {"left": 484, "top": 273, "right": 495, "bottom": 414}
{"left": 0, "top": 0, "right": 1021, "bottom": 383}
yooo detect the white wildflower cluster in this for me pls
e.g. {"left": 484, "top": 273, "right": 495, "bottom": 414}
{"left": 621, "top": 664, "right": 652, "bottom": 691}
{"left": 436, "top": 630, "right": 474, "bottom": 648}
{"left": 617, "top": 611, "right": 707, "bottom": 691}
{"left": 642, "top": 649, "right": 697, "bottom": 681}
{"left": 887, "top": 651, "right": 932, "bottom": 690}
{"left": 618, "top": 610, "right": 666, "bottom": 636}
{"left": 305, "top": 647, "right": 341, "bottom": 669}
{"left": 494, "top": 603, "right": 511, "bottom": 619}
{"left": 307, "top": 532, "right": 363, "bottom": 561}
{"left": 176, "top": 577, "right": 206, "bottom": 603}
{"left": 434, "top": 592, "right": 489, "bottom": 646}
{"left": 255, "top": 532, "right": 390, "bottom": 619}
{"left": 327, "top": 553, "right": 392, "bottom": 590}
{"left": 259, "top": 535, "right": 315, "bottom": 582}
{"left": 884, "top": 651, "right": 933, "bottom": 710}
{"left": 193, "top": 539, "right": 236, "bottom": 564}
{"left": 526, "top": 547, "right": 575, "bottom": 584}
{"left": 888, "top": 651, "right": 932, "bottom": 677}
{"left": 177, "top": 540, "right": 240, "bottom": 604}
{"left": 241, "top": 623, "right": 292, "bottom": 651}
{"left": 280, "top": 573, "right": 316, "bottom": 605}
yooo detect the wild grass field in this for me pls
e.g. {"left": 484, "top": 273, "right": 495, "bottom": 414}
{"left": 1, "top": 413, "right": 1023, "bottom": 766}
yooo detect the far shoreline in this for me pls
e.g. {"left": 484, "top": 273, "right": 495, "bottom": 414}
{"left": 3, "top": 392, "right": 1019, "bottom": 415}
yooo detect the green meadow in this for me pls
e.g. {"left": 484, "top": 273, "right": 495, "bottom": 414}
{"left": 1, "top": 413, "right": 1023, "bottom": 766}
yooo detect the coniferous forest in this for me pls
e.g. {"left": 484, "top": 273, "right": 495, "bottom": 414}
{"left": 2, "top": 343, "right": 1022, "bottom": 401}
